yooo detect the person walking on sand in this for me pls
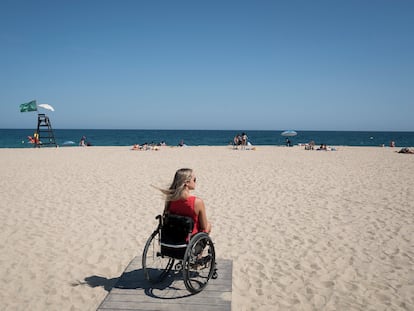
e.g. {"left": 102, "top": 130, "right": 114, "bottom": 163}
{"left": 158, "top": 168, "right": 211, "bottom": 235}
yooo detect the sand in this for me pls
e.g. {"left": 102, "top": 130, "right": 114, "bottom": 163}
{"left": 0, "top": 146, "right": 413, "bottom": 310}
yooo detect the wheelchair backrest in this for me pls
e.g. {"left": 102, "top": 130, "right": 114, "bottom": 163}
{"left": 161, "top": 214, "right": 194, "bottom": 245}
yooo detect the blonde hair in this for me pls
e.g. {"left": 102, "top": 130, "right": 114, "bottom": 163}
{"left": 158, "top": 168, "right": 193, "bottom": 212}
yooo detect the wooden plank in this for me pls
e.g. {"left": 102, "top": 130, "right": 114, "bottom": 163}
{"left": 97, "top": 257, "right": 232, "bottom": 311}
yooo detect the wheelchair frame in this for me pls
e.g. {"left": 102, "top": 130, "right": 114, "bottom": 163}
{"left": 142, "top": 214, "right": 217, "bottom": 294}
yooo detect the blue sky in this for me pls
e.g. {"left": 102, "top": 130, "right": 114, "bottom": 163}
{"left": 1, "top": 0, "right": 413, "bottom": 131}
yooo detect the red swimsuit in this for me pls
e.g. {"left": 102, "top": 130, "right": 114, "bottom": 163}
{"left": 168, "top": 196, "right": 199, "bottom": 235}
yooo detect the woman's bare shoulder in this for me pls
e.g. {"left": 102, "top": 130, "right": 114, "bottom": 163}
{"left": 194, "top": 197, "right": 205, "bottom": 212}
{"left": 194, "top": 196, "right": 205, "bottom": 205}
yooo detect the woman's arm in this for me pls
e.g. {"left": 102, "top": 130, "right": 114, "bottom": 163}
{"left": 194, "top": 197, "right": 211, "bottom": 233}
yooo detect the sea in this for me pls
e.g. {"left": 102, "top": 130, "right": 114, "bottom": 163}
{"left": 0, "top": 129, "right": 413, "bottom": 148}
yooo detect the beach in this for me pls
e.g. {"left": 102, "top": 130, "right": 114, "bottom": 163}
{"left": 0, "top": 146, "right": 413, "bottom": 311}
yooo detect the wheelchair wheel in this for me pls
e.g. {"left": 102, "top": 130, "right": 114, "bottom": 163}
{"left": 142, "top": 230, "right": 174, "bottom": 283}
{"left": 182, "top": 232, "right": 216, "bottom": 294}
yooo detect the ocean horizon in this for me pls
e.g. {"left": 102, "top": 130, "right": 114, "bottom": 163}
{"left": 1, "top": 129, "right": 413, "bottom": 149}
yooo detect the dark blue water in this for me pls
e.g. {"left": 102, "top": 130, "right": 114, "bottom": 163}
{"left": 1, "top": 129, "right": 413, "bottom": 148}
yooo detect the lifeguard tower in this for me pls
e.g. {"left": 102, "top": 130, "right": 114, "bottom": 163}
{"left": 35, "top": 113, "right": 57, "bottom": 147}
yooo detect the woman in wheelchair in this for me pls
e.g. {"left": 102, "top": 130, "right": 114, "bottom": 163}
{"left": 160, "top": 168, "right": 211, "bottom": 235}
{"left": 142, "top": 168, "right": 216, "bottom": 293}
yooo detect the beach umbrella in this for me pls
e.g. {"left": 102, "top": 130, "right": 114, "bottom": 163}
{"left": 62, "top": 141, "right": 75, "bottom": 145}
{"left": 38, "top": 104, "right": 55, "bottom": 111}
{"left": 281, "top": 130, "right": 297, "bottom": 137}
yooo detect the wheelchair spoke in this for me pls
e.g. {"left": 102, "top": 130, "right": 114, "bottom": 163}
{"left": 183, "top": 233, "right": 216, "bottom": 293}
{"left": 142, "top": 230, "right": 174, "bottom": 283}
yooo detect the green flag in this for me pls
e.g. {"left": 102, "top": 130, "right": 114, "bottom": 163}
{"left": 20, "top": 100, "right": 37, "bottom": 112}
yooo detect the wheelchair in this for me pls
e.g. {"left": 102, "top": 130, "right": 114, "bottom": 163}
{"left": 142, "top": 214, "right": 217, "bottom": 294}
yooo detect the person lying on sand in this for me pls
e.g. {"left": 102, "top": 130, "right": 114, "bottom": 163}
{"left": 397, "top": 147, "right": 414, "bottom": 154}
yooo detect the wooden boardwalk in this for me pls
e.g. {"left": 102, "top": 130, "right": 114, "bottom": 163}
{"left": 97, "top": 257, "right": 232, "bottom": 311}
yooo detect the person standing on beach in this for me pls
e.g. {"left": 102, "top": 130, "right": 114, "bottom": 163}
{"left": 158, "top": 168, "right": 211, "bottom": 235}
{"left": 33, "top": 132, "right": 40, "bottom": 147}
{"left": 233, "top": 134, "right": 240, "bottom": 149}
{"left": 79, "top": 136, "right": 86, "bottom": 146}
{"left": 241, "top": 132, "right": 248, "bottom": 150}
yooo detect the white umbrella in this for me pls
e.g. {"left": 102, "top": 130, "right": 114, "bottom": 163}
{"left": 281, "top": 130, "right": 297, "bottom": 137}
{"left": 38, "top": 104, "right": 55, "bottom": 111}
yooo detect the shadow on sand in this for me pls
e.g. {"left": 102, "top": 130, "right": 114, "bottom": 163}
{"left": 74, "top": 268, "right": 194, "bottom": 300}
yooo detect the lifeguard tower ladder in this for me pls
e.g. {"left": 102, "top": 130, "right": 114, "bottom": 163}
{"left": 35, "top": 114, "right": 57, "bottom": 147}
